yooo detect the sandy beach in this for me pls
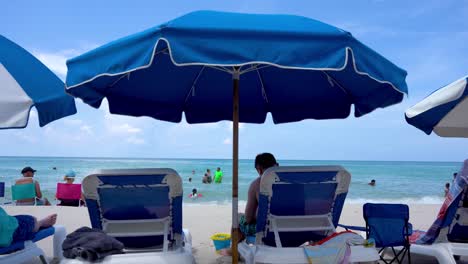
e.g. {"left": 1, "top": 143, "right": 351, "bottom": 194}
{"left": 2, "top": 203, "right": 456, "bottom": 264}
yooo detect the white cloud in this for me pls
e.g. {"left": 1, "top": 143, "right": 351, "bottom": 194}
{"left": 14, "top": 132, "right": 37, "bottom": 143}
{"left": 109, "top": 123, "right": 142, "bottom": 134}
{"left": 223, "top": 138, "right": 232, "bottom": 145}
{"left": 226, "top": 122, "right": 246, "bottom": 132}
{"left": 80, "top": 125, "right": 93, "bottom": 135}
{"left": 33, "top": 44, "right": 98, "bottom": 80}
{"left": 127, "top": 137, "right": 145, "bottom": 145}
{"left": 34, "top": 50, "right": 78, "bottom": 79}
{"left": 29, "top": 109, "right": 38, "bottom": 120}
{"left": 64, "top": 119, "right": 84, "bottom": 126}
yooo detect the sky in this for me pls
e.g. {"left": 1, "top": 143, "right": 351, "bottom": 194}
{"left": 1, "top": 0, "right": 468, "bottom": 161}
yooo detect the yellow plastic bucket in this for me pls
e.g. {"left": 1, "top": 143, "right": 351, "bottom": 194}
{"left": 211, "top": 233, "right": 231, "bottom": 253}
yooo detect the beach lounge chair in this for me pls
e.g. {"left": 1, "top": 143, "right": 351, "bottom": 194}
{"left": 56, "top": 183, "right": 83, "bottom": 207}
{"left": 238, "top": 166, "right": 377, "bottom": 264}
{"left": 408, "top": 159, "right": 468, "bottom": 264}
{"left": 0, "top": 225, "right": 66, "bottom": 264}
{"left": 0, "top": 182, "right": 4, "bottom": 198}
{"left": 80, "top": 168, "right": 193, "bottom": 263}
{"left": 340, "top": 203, "right": 412, "bottom": 263}
{"left": 0, "top": 182, "right": 12, "bottom": 205}
{"left": 12, "top": 182, "right": 38, "bottom": 205}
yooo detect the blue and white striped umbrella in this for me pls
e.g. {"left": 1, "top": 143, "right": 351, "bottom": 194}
{"left": 405, "top": 76, "right": 468, "bottom": 137}
{"left": 0, "top": 35, "right": 76, "bottom": 129}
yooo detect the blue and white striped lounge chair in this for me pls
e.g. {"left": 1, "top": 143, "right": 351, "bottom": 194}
{"left": 239, "top": 166, "right": 357, "bottom": 264}
{"left": 0, "top": 225, "right": 66, "bottom": 264}
{"left": 78, "top": 168, "right": 193, "bottom": 263}
{"left": 409, "top": 160, "right": 468, "bottom": 264}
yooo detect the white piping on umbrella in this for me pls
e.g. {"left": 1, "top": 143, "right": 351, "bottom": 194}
{"left": 66, "top": 38, "right": 406, "bottom": 96}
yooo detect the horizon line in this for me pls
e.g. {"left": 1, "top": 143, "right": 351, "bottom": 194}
{"left": 0, "top": 155, "right": 461, "bottom": 163}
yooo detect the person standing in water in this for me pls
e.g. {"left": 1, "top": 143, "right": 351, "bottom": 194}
{"left": 214, "top": 167, "right": 223, "bottom": 183}
{"left": 203, "top": 169, "right": 212, "bottom": 184}
{"left": 189, "top": 170, "right": 195, "bottom": 183}
{"left": 445, "top": 182, "right": 450, "bottom": 197}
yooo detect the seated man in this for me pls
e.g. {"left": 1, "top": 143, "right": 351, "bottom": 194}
{"left": 0, "top": 207, "right": 57, "bottom": 248}
{"left": 239, "top": 153, "right": 278, "bottom": 241}
{"left": 15, "top": 167, "right": 51, "bottom": 206}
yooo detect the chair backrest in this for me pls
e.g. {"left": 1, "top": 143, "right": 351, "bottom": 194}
{"left": 414, "top": 159, "right": 468, "bottom": 244}
{"left": 82, "top": 168, "right": 183, "bottom": 249}
{"left": 447, "top": 160, "right": 468, "bottom": 242}
{"left": 56, "top": 183, "right": 82, "bottom": 200}
{"left": 363, "top": 203, "right": 410, "bottom": 248}
{"left": 0, "top": 182, "right": 4, "bottom": 198}
{"left": 256, "top": 166, "right": 351, "bottom": 247}
{"left": 11, "top": 183, "right": 36, "bottom": 201}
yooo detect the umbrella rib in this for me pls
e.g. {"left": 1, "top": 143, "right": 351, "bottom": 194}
{"left": 255, "top": 66, "right": 269, "bottom": 103}
{"left": 240, "top": 64, "right": 270, "bottom": 75}
{"left": 184, "top": 66, "right": 206, "bottom": 103}
{"left": 109, "top": 73, "right": 130, "bottom": 88}
{"left": 321, "top": 71, "right": 350, "bottom": 96}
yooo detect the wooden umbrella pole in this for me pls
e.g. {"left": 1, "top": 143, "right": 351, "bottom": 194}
{"left": 231, "top": 67, "right": 240, "bottom": 264}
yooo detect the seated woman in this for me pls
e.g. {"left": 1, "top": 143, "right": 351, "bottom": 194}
{"left": 56, "top": 170, "right": 84, "bottom": 207}
{"left": 0, "top": 207, "right": 57, "bottom": 248}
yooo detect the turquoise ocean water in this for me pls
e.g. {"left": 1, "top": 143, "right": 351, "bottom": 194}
{"left": 0, "top": 156, "right": 461, "bottom": 205}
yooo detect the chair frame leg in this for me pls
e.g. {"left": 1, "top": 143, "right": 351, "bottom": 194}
{"left": 379, "top": 246, "right": 410, "bottom": 264}
{"left": 39, "top": 254, "right": 48, "bottom": 264}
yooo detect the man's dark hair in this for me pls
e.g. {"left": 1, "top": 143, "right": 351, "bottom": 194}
{"left": 255, "top": 153, "right": 278, "bottom": 170}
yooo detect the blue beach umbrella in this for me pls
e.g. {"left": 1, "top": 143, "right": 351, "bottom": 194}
{"left": 65, "top": 11, "right": 407, "bottom": 259}
{"left": 405, "top": 76, "right": 468, "bottom": 137}
{"left": 0, "top": 35, "right": 76, "bottom": 129}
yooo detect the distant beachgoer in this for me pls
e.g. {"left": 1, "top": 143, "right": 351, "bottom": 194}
{"left": 57, "top": 170, "right": 84, "bottom": 206}
{"left": 453, "top": 172, "right": 458, "bottom": 182}
{"left": 238, "top": 153, "right": 278, "bottom": 241}
{"left": 15, "top": 167, "right": 51, "bottom": 206}
{"left": 214, "top": 167, "right": 223, "bottom": 183}
{"left": 0, "top": 207, "right": 57, "bottom": 247}
{"left": 203, "top": 169, "right": 212, "bottom": 184}
{"left": 445, "top": 182, "right": 450, "bottom": 197}
{"left": 63, "top": 170, "right": 76, "bottom": 184}
{"left": 368, "top": 179, "right": 376, "bottom": 186}
{"left": 52, "top": 167, "right": 57, "bottom": 170}
{"left": 189, "top": 170, "right": 194, "bottom": 183}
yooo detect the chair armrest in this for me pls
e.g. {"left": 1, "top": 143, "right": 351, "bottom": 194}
{"left": 338, "top": 224, "right": 366, "bottom": 232}
{"left": 405, "top": 223, "right": 413, "bottom": 236}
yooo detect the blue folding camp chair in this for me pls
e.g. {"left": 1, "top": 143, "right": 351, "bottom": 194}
{"left": 81, "top": 168, "right": 193, "bottom": 262}
{"left": 341, "top": 203, "right": 412, "bottom": 264}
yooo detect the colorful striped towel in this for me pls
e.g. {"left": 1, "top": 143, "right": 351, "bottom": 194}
{"left": 410, "top": 159, "right": 468, "bottom": 244}
{"left": 303, "top": 231, "right": 363, "bottom": 264}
